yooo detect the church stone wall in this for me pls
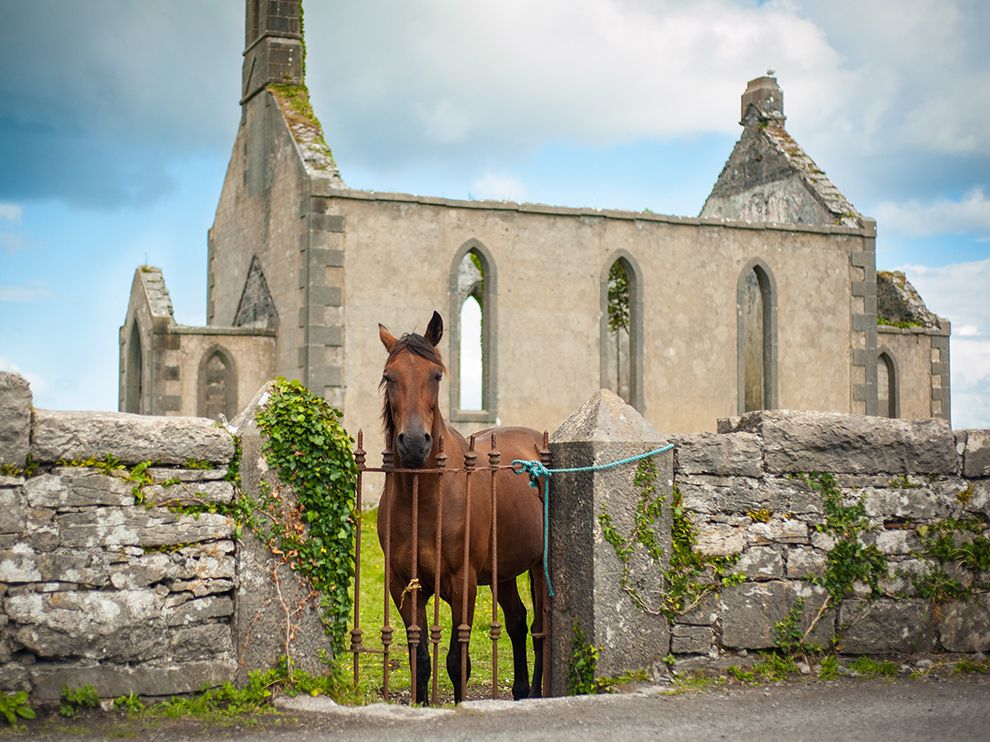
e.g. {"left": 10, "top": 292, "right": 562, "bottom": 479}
{"left": 330, "top": 191, "right": 870, "bottom": 461}
{"left": 209, "top": 92, "right": 310, "bottom": 385}
{"left": 879, "top": 325, "right": 952, "bottom": 421}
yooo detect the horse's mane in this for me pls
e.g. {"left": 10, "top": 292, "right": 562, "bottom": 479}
{"left": 380, "top": 333, "right": 446, "bottom": 445}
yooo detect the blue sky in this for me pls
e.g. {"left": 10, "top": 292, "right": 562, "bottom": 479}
{"left": 1, "top": 0, "right": 988, "bottom": 427}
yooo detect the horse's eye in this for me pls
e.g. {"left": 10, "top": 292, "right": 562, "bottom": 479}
{"left": 432, "top": 372, "right": 442, "bottom": 382}
{"left": 382, "top": 375, "right": 394, "bottom": 385}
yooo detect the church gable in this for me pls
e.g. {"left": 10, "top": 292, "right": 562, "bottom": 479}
{"left": 701, "top": 75, "right": 861, "bottom": 228}
{"left": 233, "top": 255, "right": 279, "bottom": 330}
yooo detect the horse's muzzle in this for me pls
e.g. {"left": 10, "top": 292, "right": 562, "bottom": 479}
{"left": 396, "top": 430, "right": 432, "bottom": 468}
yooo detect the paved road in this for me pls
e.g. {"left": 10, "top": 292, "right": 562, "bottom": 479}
{"left": 26, "top": 676, "right": 990, "bottom": 741}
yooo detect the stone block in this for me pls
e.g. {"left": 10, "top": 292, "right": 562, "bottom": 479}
{"left": 25, "top": 470, "right": 135, "bottom": 508}
{"left": 31, "top": 410, "right": 235, "bottom": 466}
{"left": 28, "top": 657, "right": 238, "bottom": 700}
{"left": 676, "top": 592, "right": 719, "bottom": 626}
{"left": 57, "top": 508, "right": 232, "bottom": 547}
{"left": 671, "top": 624, "right": 714, "bottom": 655}
{"left": 839, "top": 598, "right": 933, "bottom": 653}
{"left": 733, "top": 410, "right": 956, "bottom": 475}
{"left": 0, "top": 372, "right": 31, "bottom": 468}
{"left": 146, "top": 466, "right": 228, "bottom": 482}
{"left": 141, "top": 480, "right": 235, "bottom": 507}
{"left": 671, "top": 432, "right": 763, "bottom": 477}
{"left": 548, "top": 389, "right": 673, "bottom": 695}
{"left": 695, "top": 523, "right": 746, "bottom": 556}
{"left": 169, "top": 623, "right": 235, "bottom": 662}
{"left": 786, "top": 547, "right": 826, "bottom": 579}
{"left": 0, "top": 487, "right": 27, "bottom": 535}
{"left": 962, "top": 430, "right": 990, "bottom": 477}
{"left": 721, "top": 581, "right": 833, "bottom": 649}
{"left": 6, "top": 589, "right": 168, "bottom": 660}
{"left": 0, "top": 663, "right": 30, "bottom": 692}
{"left": 863, "top": 488, "right": 945, "bottom": 521}
{"left": 937, "top": 593, "right": 990, "bottom": 652}
{"left": 164, "top": 594, "right": 233, "bottom": 626}
{"left": 874, "top": 529, "right": 919, "bottom": 556}
{"left": 736, "top": 546, "right": 783, "bottom": 580}
{"left": 0, "top": 546, "right": 109, "bottom": 586}
{"left": 747, "top": 518, "right": 808, "bottom": 545}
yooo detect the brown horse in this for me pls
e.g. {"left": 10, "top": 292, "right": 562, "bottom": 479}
{"left": 377, "top": 311, "right": 546, "bottom": 704}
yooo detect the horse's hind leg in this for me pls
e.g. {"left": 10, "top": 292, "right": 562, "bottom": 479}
{"left": 528, "top": 566, "right": 546, "bottom": 698}
{"left": 496, "top": 576, "right": 531, "bottom": 700}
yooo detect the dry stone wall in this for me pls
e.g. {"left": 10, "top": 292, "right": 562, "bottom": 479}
{"left": 0, "top": 373, "right": 331, "bottom": 702}
{"left": 669, "top": 410, "right": 990, "bottom": 669}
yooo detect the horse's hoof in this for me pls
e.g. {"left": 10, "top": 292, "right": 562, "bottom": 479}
{"left": 512, "top": 684, "right": 530, "bottom": 700}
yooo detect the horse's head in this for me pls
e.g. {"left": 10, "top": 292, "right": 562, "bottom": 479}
{"left": 379, "top": 311, "right": 446, "bottom": 468}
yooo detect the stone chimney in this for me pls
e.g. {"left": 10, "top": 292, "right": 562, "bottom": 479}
{"left": 241, "top": 0, "right": 304, "bottom": 104}
{"left": 740, "top": 74, "right": 785, "bottom": 125}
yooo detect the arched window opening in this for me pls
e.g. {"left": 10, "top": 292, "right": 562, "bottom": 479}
{"left": 606, "top": 260, "right": 632, "bottom": 404}
{"left": 737, "top": 261, "right": 777, "bottom": 414}
{"left": 599, "top": 252, "right": 643, "bottom": 411}
{"left": 459, "top": 293, "right": 483, "bottom": 410}
{"left": 878, "top": 351, "right": 897, "bottom": 418}
{"left": 125, "top": 321, "right": 143, "bottom": 414}
{"left": 199, "top": 347, "right": 237, "bottom": 420}
{"left": 450, "top": 241, "right": 496, "bottom": 420}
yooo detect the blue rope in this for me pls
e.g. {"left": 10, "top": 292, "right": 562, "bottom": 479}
{"left": 511, "top": 443, "right": 675, "bottom": 599}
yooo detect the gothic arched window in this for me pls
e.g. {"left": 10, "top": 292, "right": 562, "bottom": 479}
{"left": 601, "top": 252, "right": 644, "bottom": 411}
{"left": 198, "top": 346, "right": 237, "bottom": 420}
{"left": 449, "top": 240, "right": 497, "bottom": 421}
{"left": 737, "top": 260, "right": 778, "bottom": 414}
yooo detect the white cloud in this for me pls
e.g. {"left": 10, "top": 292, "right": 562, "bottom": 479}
{"left": 0, "top": 203, "right": 21, "bottom": 223}
{"left": 0, "top": 356, "right": 49, "bottom": 397}
{"left": 310, "top": 0, "right": 845, "bottom": 162}
{"left": 470, "top": 173, "right": 527, "bottom": 202}
{"left": 0, "top": 281, "right": 51, "bottom": 302}
{"left": 874, "top": 189, "right": 990, "bottom": 239}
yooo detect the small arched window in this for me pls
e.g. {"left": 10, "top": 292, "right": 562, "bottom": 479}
{"left": 878, "top": 351, "right": 898, "bottom": 418}
{"left": 600, "top": 252, "right": 644, "bottom": 411}
{"left": 198, "top": 346, "right": 237, "bottom": 420}
{"left": 449, "top": 240, "right": 496, "bottom": 421}
{"left": 737, "top": 260, "right": 778, "bottom": 414}
{"left": 125, "top": 320, "right": 143, "bottom": 414}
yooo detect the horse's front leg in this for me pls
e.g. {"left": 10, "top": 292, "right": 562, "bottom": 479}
{"left": 389, "top": 573, "right": 432, "bottom": 705}
{"left": 446, "top": 575, "right": 477, "bottom": 704}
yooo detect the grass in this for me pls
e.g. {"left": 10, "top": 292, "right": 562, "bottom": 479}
{"left": 347, "top": 508, "right": 536, "bottom": 704}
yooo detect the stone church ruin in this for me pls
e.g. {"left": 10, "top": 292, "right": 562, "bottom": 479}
{"left": 119, "top": 1, "right": 950, "bottom": 458}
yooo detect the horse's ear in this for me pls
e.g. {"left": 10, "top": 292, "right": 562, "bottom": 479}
{"left": 425, "top": 311, "right": 443, "bottom": 346}
{"left": 379, "top": 323, "right": 397, "bottom": 352}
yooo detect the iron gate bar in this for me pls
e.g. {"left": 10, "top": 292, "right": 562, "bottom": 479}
{"left": 488, "top": 433, "right": 500, "bottom": 699}
{"left": 459, "top": 435, "right": 477, "bottom": 701}
{"left": 350, "top": 431, "right": 366, "bottom": 687}
{"left": 381, "top": 447, "right": 394, "bottom": 702}
{"left": 431, "top": 438, "right": 447, "bottom": 705}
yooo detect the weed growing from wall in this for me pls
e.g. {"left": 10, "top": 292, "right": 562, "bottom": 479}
{"left": 598, "top": 459, "right": 742, "bottom": 620}
{"left": 566, "top": 622, "right": 598, "bottom": 696}
{"left": 802, "top": 473, "right": 887, "bottom": 604}
{"left": 912, "top": 518, "right": 990, "bottom": 603}
{"left": 253, "top": 378, "right": 358, "bottom": 654}
{"left": 0, "top": 691, "right": 34, "bottom": 727}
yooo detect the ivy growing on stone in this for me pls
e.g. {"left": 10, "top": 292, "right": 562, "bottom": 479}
{"left": 253, "top": 378, "right": 358, "bottom": 654}
{"left": 598, "top": 458, "right": 742, "bottom": 620}
{"left": 566, "top": 622, "right": 598, "bottom": 696}
{"left": 912, "top": 518, "right": 990, "bottom": 603}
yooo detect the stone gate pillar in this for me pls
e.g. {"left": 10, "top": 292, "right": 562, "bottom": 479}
{"left": 547, "top": 389, "right": 673, "bottom": 695}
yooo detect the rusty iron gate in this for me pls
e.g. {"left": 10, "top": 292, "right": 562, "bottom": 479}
{"left": 349, "top": 430, "right": 553, "bottom": 704}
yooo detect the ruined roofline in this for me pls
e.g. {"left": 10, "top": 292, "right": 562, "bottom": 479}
{"left": 308, "top": 183, "right": 877, "bottom": 237}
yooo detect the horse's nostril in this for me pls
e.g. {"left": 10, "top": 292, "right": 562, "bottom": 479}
{"left": 397, "top": 433, "right": 405, "bottom": 445}
{"left": 424, "top": 433, "right": 432, "bottom": 443}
